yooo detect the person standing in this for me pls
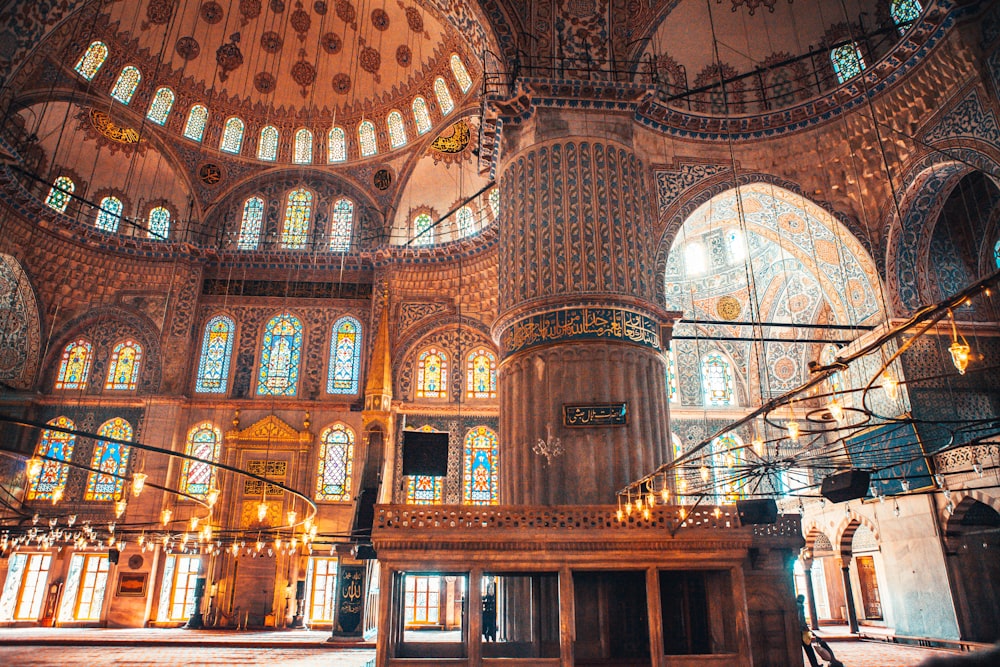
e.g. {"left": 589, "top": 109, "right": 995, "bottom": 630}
{"left": 797, "top": 594, "right": 821, "bottom": 667}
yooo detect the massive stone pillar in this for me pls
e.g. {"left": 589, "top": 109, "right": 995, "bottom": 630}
{"left": 493, "top": 107, "right": 675, "bottom": 505}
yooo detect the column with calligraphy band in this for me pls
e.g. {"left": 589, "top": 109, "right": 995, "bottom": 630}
{"left": 492, "top": 107, "right": 681, "bottom": 505}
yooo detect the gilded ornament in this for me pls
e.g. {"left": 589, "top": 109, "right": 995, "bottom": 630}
{"left": 716, "top": 295, "right": 741, "bottom": 320}
{"left": 431, "top": 121, "right": 471, "bottom": 154}
{"left": 89, "top": 109, "right": 141, "bottom": 145}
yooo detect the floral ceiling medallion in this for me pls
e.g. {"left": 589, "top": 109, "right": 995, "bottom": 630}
{"left": 216, "top": 33, "right": 244, "bottom": 82}
{"left": 716, "top": 0, "right": 791, "bottom": 15}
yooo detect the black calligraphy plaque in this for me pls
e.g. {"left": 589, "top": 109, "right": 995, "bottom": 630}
{"left": 335, "top": 565, "right": 366, "bottom": 634}
{"left": 563, "top": 402, "right": 628, "bottom": 427}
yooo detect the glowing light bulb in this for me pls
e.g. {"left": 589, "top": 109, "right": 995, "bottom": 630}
{"left": 661, "top": 487, "right": 670, "bottom": 503}
{"left": 625, "top": 501, "right": 633, "bottom": 515}
{"left": 52, "top": 488, "right": 64, "bottom": 504}
{"left": 286, "top": 510, "right": 297, "bottom": 525}
{"left": 26, "top": 457, "right": 43, "bottom": 480}
{"left": 189, "top": 516, "right": 199, "bottom": 531}
{"left": 131, "top": 472, "right": 147, "bottom": 497}
{"left": 882, "top": 372, "right": 898, "bottom": 400}
{"left": 713, "top": 507, "right": 721, "bottom": 519}
{"left": 679, "top": 479, "right": 687, "bottom": 493}
{"left": 255, "top": 540, "right": 264, "bottom": 552}
{"left": 786, "top": 420, "right": 800, "bottom": 442}
{"left": 827, "top": 399, "right": 844, "bottom": 423}
{"left": 647, "top": 491, "right": 655, "bottom": 508}
{"left": 616, "top": 509, "right": 624, "bottom": 522}
{"left": 115, "top": 499, "right": 127, "bottom": 518}
{"left": 160, "top": 508, "right": 173, "bottom": 525}
{"left": 642, "top": 507, "right": 650, "bottom": 520}
{"left": 206, "top": 487, "right": 220, "bottom": 508}
{"left": 949, "top": 340, "right": 970, "bottom": 374}
{"left": 635, "top": 496, "right": 643, "bottom": 511}
{"left": 752, "top": 437, "right": 765, "bottom": 457}
{"left": 700, "top": 464, "right": 710, "bottom": 483}
{"left": 257, "top": 501, "right": 268, "bottom": 523}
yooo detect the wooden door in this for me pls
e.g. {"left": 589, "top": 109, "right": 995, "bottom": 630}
{"left": 856, "top": 556, "right": 882, "bottom": 620}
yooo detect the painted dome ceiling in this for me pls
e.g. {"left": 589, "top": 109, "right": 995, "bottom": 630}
{"left": 98, "top": 0, "right": 473, "bottom": 122}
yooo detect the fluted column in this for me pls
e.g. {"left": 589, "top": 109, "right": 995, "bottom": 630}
{"left": 493, "top": 109, "right": 678, "bottom": 505}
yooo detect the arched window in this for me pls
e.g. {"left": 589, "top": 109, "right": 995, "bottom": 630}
{"left": 27, "top": 416, "right": 76, "bottom": 501}
{"left": 456, "top": 205, "right": 474, "bottom": 237}
{"left": 105, "top": 339, "right": 143, "bottom": 391}
{"left": 281, "top": 188, "right": 313, "bottom": 249}
{"left": 413, "top": 212, "right": 434, "bottom": 245}
{"left": 358, "top": 121, "right": 377, "bottom": 157}
{"left": 387, "top": 110, "right": 407, "bottom": 148}
{"left": 316, "top": 423, "right": 355, "bottom": 501}
{"left": 711, "top": 433, "right": 745, "bottom": 502}
{"left": 820, "top": 344, "right": 842, "bottom": 395}
{"left": 416, "top": 347, "right": 448, "bottom": 399}
{"left": 702, "top": 352, "right": 735, "bottom": 407}
{"left": 328, "top": 316, "right": 362, "bottom": 394}
{"left": 995, "top": 238, "right": 1000, "bottom": 268}
{"left": 294, "top": 128, "right": 313, "bottom": 164}
{"left": 412, "top": 97, "right": 432, "bottom": 135}
{"left": 671, "top": 432, "right": 688, "bottom": 504}
{"left": 666, "top": 347, "right": 678, "bottom": 403}
{"left": 110, "top": 65, "right": 141, "bottom": 104}
{"left": 463, "top": 426, "right": 498, "bottom": 505}
{"left": 195, "top": 315, "right": 235, "bottom": 393}
{"left": 95, "top": 196, "right": 123, "bottom": 232}
{"left": 328, "top": 127, "right": 346, "bottom": 162}
{"left": 183, "top": 104, "right": 209, "bottom": 142}
{"left": 450, "top": 54, "right": 473, "bottom": 93}
{"left": 406, "top": 475, "right": 444, "bottom": 504}
{"left": 45, "top": 176, "right": 75, "bottom": 213}
{"left": 891, "top": 0, "right": 922, "bottom": 33}
{"left": 55, "top": 339, "right": 92, "bottom": 390}
{"left": 180, "top": 423, "right": 222, "bottom": 498}
{"left": 220, "top": 117, "right": 245, "bottom": 153}
{"left": 684, "top": 241, "right": 708, "bottom": 276}
{"left": 489, "top": 188, "right": 500, "bottom": 219}
{"left": 830, "top": 43, "right": 865, "bottom": 84}
{"left": 466, "top": 348, "right": 497, "bottom": 399}
{"left": 74, "top": 41, "right": 108, "bottom": 80}
{"left": 148, "top": 206, "right": 170, "bottom": 239}
{"left": 257, "top": 313, "right": 303, "bottom": 396}
{"left": 434, "top": 77, "right": 454, "bottom": 115}
{"left": 85, "top": 418, "right": 133, "bottom": 501}
{"left": 238, "top": 196, "right": 265, "bottom": 250}
{"left": 330, "top": 198, "right": 354, "bottom": 251}
{"left": 147, "top": 87, "right": 175, "bottom": 125}
{"left": 258, "top": 125, "right": 279, "bottom": 161}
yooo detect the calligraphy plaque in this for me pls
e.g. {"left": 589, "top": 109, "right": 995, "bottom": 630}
{"left": 116, "top": 572, "right": 148, "bottom": 597}
{"left": 499, "top": 307, "right": 662, "bottom": 358}
{"left": 334, "top": 565, "right": 366, "bottom": 635}
{"left": 563, "top": 402, "right": 628, "bottom": 427}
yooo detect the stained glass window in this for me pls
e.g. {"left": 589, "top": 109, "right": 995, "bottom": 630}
{"left": 456, "top": 205, "right": 474, "bottom": 237}
{"left": 995, "top": 239, "right": 1000, "bottom": 268}
{"left": 667, "top": 348, "right": 678, "bottom": 403}
{"left": 27, "top": 416, "right": 76, "bottom": 501}
{"left": 328, "top": 316, "right": 362, "bottom": 394}
{"left": 258, "top": 125, "right": 279, "bottom": 161}
{"left": 256, "top": 313, "right": 303, "bottom": 396}
{"left": 147, "top": 87, "right": 174, "bottom": 125}
{"left": 434, "top": 77, "right": 454, "bottom": 115}
{"left": 55, "top": 340, "right": 92, "bottom": 390}
{"left": 671, "top": 432, "right": 688, "bottom": 504}
{"left": 45, "top": 176, "right": 74, "bottom": 213}
{"left": 281, "top": 188, "right": 313, "bottom": 249}
{"left": 74, "top": 41, "right": 108, "bottom": 80}
{"left": 105, "top": 339, "right": 143, "bottom": 391}
{"left": 220, "top": 117, "right": 244, "bottom": 153}
{"left": 831, "top": 43, "right": 865, "bottom": 84}
{"left": 110, "top": 66, "right": 141, "bottom": 104}
{"left": 195, "top": 315, "right": 235, "bottom": 393}
{"left": 238, "top": 196, "right": 264, "bottom": 250}
{"left": 148, "top": 206, "right": 170, "bottom": 239}
{"left": 412, "top": 97, "right": 432, "bottom": 135}
{"left": 489, "top": 188, "right": 500, "bottom": 219}
{"left": 462, "top": 426, "right": 498, "bottom": 505}
{"left": 359, "top": 121, "right": 377, "bottom": 157}
{"left": 450, "top": 54, "right": 473, "bottom": 93}
{"left": 329, "top": 198, "right": 354, "bottom": 251}
{"left": 712, "top": 434, "right": 745, "bottom": 502}
{"left": 702, "top": 352, "right": 735, "bottom": 407}
{"left": 96, "top": 196, "right": 122, "bottom": 233}
{"left": 328, "top": 127, "right": 347, "bottom": 162}
{"left": 891, "top": 0, "right": 922, "bottom": 32}
{"left": 821, "top": 344, "right": 842, "bottom": 395}
{"left": 183, "top": 104, "right": 209, "bottom": 142}
{"left": 413, "top": 212, "right": 434, "bottom": 245}
{"left": 405, "top": 475, "right": 444, "bottom": 504}
{"left": 387, "top": 110, "right": 407, "bottom": 148}
{"left": 316, "top": 423, "right": 355, "bottom": 501}
{"left": 179, "top": 423, "right": 222, "bottom": 498}
{"left": 294, "top": 128, "right": 313, "bottom": 164}
{"left": 85, "top": 418, "right": 133, "bottom": 501}
{"left": 466, "top": 348, "right": 497, "bottom": 399}
{"left": 416, "top": 347, "right": 447, "bottom": 398}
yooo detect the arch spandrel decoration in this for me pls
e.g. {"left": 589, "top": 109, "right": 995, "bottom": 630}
{"left": 0, "top": 254, "right": 42, "bottom": 390}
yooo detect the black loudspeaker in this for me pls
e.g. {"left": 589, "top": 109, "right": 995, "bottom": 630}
{"left": 402, "top": 430, "right": 449, "bottom": 476}
{"left": 296, "top": 580, "right": 306, "bottom": 601}
{"left": 821, "top": 469, "right": 871, "bottom": 503}
{"left": 108, "top": 548, "right": 120, "bottom": 564}
{"left": 736, "top": 499, "right": 778, "bottom": 525}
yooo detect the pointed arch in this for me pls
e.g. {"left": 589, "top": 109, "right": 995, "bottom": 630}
{"left": 891, "top": 0, "right": 922, "bottom": 33}
{"left": 434, "top": 77, "right": 454, "bottom": 115}
{"left": 220, "top": 117, "right": 245, "bottom": 154}
{"left": 257, "top": 312, "right": 303, "bottom": 396}
{"left": 105, "top": 339, "right": 143, "bottom": 391}
{"left": 85, "top": 418, "right": 133, "bottom": 501}
{"left": 238, "top": 196, "right": 265, "bottom": 249}
{"left": 195, "top": 315, "right": 236, "bottom": 393}
{"left": 55, "top": 339, "right": 93, "bottom": 390}
{"left": 328, "top": 127, "right": 347, "bottom": 162}
{"left": 110, "top": 65, "right": 141, "bottom": 104}
{"left": 316, "top": 423, "right": 355, "bottom": 501}
{"left": 463, "top": 426, "right": 498, "bottom": 504}
{"left": 465, "top": 347, "right": 497, "bottom": 399}
{"left": 413, "top": 212, "right": 434, "bottom": 245}
{"left": 281, "top": 188, "right": 313, "bottom": 249}
{"left": 148, "top": 206, "right": 171, "bottom": 239}
{"left": 330, "top": 198, "right": 354, "bottom": 251}
{"left": 257, "top": 125, "right": 279, "bottom": 160}
{"left": 27, "top": 416, "right": 77, "bottom": 501}
{"left": 147, "top": 87, "right": 175, "bottom": 125}
{"left": 387, "top": 110, "right": 407, "bottom": 148}
{"left": 74, "top": 41, "right": 108, "bottom": 80}
{"left": 358, "top": 121, "right": 377, "bottom": 157}
{"left": 328, "top": 316, "right": 362, "bottom": 394}
{"left": 412, "top": 97, "right": 432, "bottom": 135}
{"left": 183, "top": 104, "right": 209, "bottom": 142}
{"left": 830, "top": 43, "right": 865, "bottom": 83}
{"left": 450, "top": 54, "right": 473, "bottom": 93}
{"left": 294, "top": 128, "right": 314, "bottom": 164}
{"left": 95, "top": 196, "right": 122, "bottom": 232}
{"left": 416, "top": 347, "right": 448, "bottom": 399}
{"left": 45, "top": 176, "right": 74, "bottom": 213}
{"left": 180, "top": 422, "right": 222, "bottom": 498}
{"left": 456, "top": 205, "right": 474, "bottom": 237}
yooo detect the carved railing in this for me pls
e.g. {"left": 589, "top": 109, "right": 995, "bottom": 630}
{"left": 933, "top": 443, "right": 999, "bottom": 474}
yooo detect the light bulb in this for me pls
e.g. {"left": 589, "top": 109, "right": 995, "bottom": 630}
{"left": 115, "top": 499, "right": 127, "bottom": 518}
{"left": 625, "top": 501, "right": 632, "bottom": 515}
{"left": 827, "top": 399, "right": 844, "bottom": 423}
{"left": 646, "top": 491, "right": 655, "bottom": 508}
{"left": 893, "top": 501, "right": 901, "bottom": 518}
{"left": 713, "top": 507, "right": 721, "bottom": 519}
{"left": 160, "top": 508, "right": 173, "bottom": 525}
{"left": 700, "top": 464, "right": 710, "bottom": 483}
{"left": 131, "top": 472, "right": 148, "bottom": 497}
{"left": 52, "top": 488, "right": 64, "bottom": 504}
{"left": 190, "top": 516, "right": 199, "bottom": 531}
{"left": 256, "top": 540, "right": 264, "bottom": 552}
{"left": 257, "top": 501, "right": 268, "bottom": 523}
{"left": 974, "top": 460, "right": 984, "bottom": 476}
{"left": 616, "top": 509, "right": 624, "bottom": 522}
{"left": 679, "top": 479, "right": 687, "bottom": 493}
{"left": 26, "top": 457, "right": 43, "bottom": 480}
{"left": 752, "top": 437, "right": 765, "bottom": 457}
{"left": 661, "top": 487, "right": 670, "bottom": 503}
{"left": 949, "top": 340, "right": 971, "bottom": 374}
{"left": 642, "top": 507, "right": 650, "bottom": 520}
{"left": 787, "top": 420, "right": 800, "bottom": 442}
{"left": 635, "top": 496, "right": 643, "bottom": 511}
{"left": 138, "top": 534, "right": 145, "bottom": 547}
{"left": 901, "top": 478, "right": 911, "bottom": 492}
{"left": 882, "top": 372, "right": 898, "bottom": 400}
{"left": 286, "top": 510, "right": 297, "bottom": 525}
{"left": 206, "top": 487, "right": 220, "bottom": 508}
